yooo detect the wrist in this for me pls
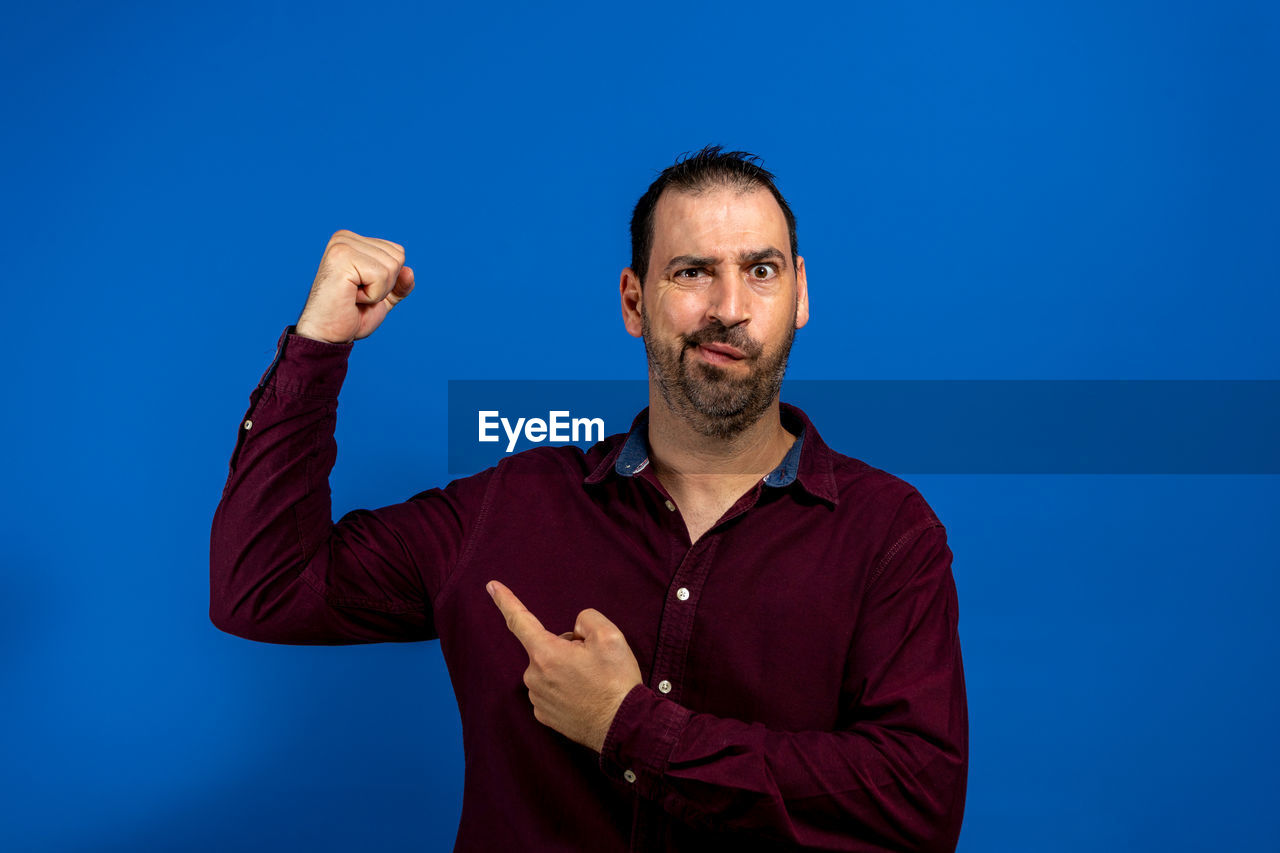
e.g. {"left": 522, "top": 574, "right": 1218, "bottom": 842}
{"left": 293, "top": 318, "right": 353, "bottom": 345}
{"left": 259, "top": 325, "right": 353, "bottom": 400}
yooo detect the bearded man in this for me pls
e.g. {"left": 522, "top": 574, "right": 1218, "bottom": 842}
{"left": 210, "top": 146, "right": 969, "bottom": 852}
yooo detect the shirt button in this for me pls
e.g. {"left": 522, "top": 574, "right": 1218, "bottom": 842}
{"left": 658, "top": 679, "right": 672, "bottom": 694}
{"left": 243, "top": 419, "right": 253, "bottom": 430}
{"left": 623, "top": 769, "right": 637, "bottom": 784}
{"left": 663, "top": 499, "right": 676, "bottom": 512}
{"left": 676, "top": 587, "right": 690, "bottom": 601}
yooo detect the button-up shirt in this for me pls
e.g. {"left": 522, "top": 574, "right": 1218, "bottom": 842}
{"left": 210, "top": 328, "right": 969, "bottom": 852}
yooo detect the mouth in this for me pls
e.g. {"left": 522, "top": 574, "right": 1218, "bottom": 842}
{"left": 694, "top": 342, "right": 748, "bottom": 365}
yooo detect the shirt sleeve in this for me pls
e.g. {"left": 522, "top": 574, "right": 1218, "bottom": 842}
{"left": 209, "top": 326, "right": 491, "bottom": 645}
{"left": 598, "top": 520, "right": 968, "bottom": 852}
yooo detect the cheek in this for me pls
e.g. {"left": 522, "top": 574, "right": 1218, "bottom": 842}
{"left": 664, "top": 292, "right": 712, "bottom": 328}
{"left": 645, "top": 294, "right": 698, "bottom": 335}
{"left": 757, "top": 313, "right": 797, "bottom": 354}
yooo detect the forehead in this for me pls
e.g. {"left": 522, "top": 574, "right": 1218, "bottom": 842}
{"left": 650, "top": 185, "right": 789, "bottom": 257}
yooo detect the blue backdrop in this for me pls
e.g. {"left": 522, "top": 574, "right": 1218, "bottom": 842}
{"left": 2, "top": 1, "right": 1276, "bottom": 850}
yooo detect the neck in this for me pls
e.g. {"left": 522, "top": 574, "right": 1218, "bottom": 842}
{"left": 644, "top": 379, "right": 796, "bottom": 491}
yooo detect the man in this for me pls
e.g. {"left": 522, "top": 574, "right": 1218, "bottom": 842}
{"left": 210, "top": 147, "right": 968, "bottom": 851}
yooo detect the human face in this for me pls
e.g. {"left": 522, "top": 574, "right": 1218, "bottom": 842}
{"left": 620, "top": 185, "right": 809, "bottom": 439}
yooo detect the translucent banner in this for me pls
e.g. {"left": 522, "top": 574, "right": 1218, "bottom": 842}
{"left": 447, "top": 380, "right": 1280, "bottom": 475}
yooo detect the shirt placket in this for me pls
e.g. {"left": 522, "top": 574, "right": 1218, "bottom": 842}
{"left": 628, "top": 472, "right": 766, "bottom": 851}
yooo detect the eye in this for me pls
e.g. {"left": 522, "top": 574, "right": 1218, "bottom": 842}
{"left": 676, "top": 268, "right": 707, "bottom": 279}
{"left": 750, "top": 263, "right": 777, "bottom": 280}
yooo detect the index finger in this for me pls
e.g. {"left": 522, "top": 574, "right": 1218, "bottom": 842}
{"left": 486, "top": 580, "right": 551, "bottom": 651}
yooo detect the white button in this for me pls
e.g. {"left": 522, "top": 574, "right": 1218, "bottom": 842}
{"left": 623, "top": 769, "right": 637, "bottom": 783}
{"left": 676, "top": 588, "right": 690, "bottom": 601}
{"left": 663, "top": 499, "right": 676, "bottom": 512}
{"left": 658, "top": 679, "right": 672, "bottom": 694}
{"left": 243, "top": 419, "right": 253, "bottom": 430}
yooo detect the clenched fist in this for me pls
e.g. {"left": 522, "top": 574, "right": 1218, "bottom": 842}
{"left": 294, "top": 229, "right": 415, "bottom": 344}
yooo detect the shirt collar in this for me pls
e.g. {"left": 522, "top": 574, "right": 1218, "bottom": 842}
{"left": 612, "top": 411, "right": 652, "bottom": 476}
{"left": 584, "top": 402, "right": 839, "bottom": 506}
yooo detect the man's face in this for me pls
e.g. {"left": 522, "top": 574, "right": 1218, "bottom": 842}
{"left": 621, "top": 184, "right": 809, "bottom": 439}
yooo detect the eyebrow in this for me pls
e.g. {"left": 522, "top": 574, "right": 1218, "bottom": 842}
{"left": 662, "top": 247, "right": 788, "bottom": 276}
{"left": 741, "top": 248, "right": 787, "bottom": 267}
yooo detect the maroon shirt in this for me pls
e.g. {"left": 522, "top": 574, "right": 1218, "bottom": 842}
{"left": 210, "top": 328, "right": 969, "bottom": 852}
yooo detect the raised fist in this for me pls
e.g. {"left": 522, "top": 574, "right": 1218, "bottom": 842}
{"left": 294, "top": 230, "right": 414, "bottom": 344}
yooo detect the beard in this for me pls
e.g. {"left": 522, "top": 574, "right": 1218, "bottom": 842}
{"left": 641, "top": 303, "right": 797, "bottom": 440}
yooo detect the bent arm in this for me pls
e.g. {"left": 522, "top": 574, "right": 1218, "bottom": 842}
{"left": 209, "top": 327, "right": 471, "bottom": 645}
{"left": 599, "top": 524, "right": 968, "bottom": 852}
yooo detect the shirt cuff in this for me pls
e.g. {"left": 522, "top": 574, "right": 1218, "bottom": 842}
{"left": 599, "top": 684, "right": 691, "bottom": 797}
{"left": 257, "top": 325, "right": 354, "bottom": 400}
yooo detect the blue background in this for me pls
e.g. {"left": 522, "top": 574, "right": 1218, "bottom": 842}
{"left": 2, "top": 1, "right": 1277, "bottom": 850}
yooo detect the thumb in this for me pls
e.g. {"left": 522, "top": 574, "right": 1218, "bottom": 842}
{"left": 385, "top": 265, "right": 414, "bottom": 308}
{"left": 573, "top": 608, "right": 617, "bottom": 640}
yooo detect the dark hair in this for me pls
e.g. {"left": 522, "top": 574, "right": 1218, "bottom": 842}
{"left": 629, "top": 145, "right": 798, "bottom": 286}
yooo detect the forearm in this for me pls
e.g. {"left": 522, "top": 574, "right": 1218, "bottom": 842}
{"left": 601, "top": 684, "right": 966, "bottom": 852}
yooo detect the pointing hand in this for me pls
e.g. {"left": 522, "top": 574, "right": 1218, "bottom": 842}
{"left": 487, "top": 580, "right": 643, "bottom": 753}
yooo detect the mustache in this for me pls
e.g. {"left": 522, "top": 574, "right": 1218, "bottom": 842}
{"left": 680, "top": 323, "right": 762, "bottom": 358}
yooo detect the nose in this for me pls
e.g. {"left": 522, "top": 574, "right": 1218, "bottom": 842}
{"left": 706, "top": 272, "right": 750, "bottom": 328}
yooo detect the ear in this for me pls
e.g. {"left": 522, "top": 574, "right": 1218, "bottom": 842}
{"left": 794, "top": 255, "right": 809, "bottom": 330}
{"left": 620, "top": 267, "right": 644, "bottom": 338}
